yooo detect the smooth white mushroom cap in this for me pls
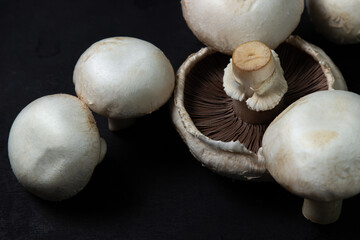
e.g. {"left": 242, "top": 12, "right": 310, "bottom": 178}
{"left": 73, "top": 37, "right": 175, "bottom": 119}
{"left": 8, "top": 94, "right": 106, "bottom": 201}
{"left": 262, "top": 90, "right": 360, "bottom": 201}
{"left": 181, "top": 0, "right": 304, "bottom": 55}
{"left": 306, "top": 0, "right": 360, "bottom": 44}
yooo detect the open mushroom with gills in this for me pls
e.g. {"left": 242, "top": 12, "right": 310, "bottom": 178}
{"left": 8, "top": 94, "right": 107, "bottom": 201}
{"left": 260, "top": 90, "right": 360, "bottom": 224}
{"left": 306, "top": 0, "right": 360, "bottom": 44}
{"left": 73, "top": 37, "right": 175, "bottom": 131}
{"left": 171, "top": 36, "right": 347, "bottom": 180}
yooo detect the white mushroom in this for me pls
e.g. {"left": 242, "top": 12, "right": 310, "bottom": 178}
{"left": 73, "top": 37, "right": 175, "bottom": 131}
{"left": 261, "top": 90, "right": 360, "bottom": 224}
{"left": 181, "top": 0, "right": 304, "bottom": 54}
{"left": 306, "top": 0, "right": 360, "bottom": 44}
{"left": 171, "top": 35, "right": 347, "bottom": 180}
{"left": 8, "top": 94, "right": 107, "bottom": 201}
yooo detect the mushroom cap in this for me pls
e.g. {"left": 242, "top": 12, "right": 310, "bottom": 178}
{"left": 73, "top": 37, "right": 175, "bottom": 119}
{"left": 262, "top": 90, "right": 360, "bottom": 201}
{"left": 8, "top": 94, "right": 105, "bottom": 201}
{"left": 181, "top": 0, "right": 304, "bottom": 55}
{"left": 171, "top": 36, "right": 347, "bottom": 180}
{"left": 306, "top": 0, "right": 360, "bottom": 44}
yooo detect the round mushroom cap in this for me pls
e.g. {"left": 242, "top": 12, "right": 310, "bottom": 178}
{"left": 8, "top": 94, "right": 105, "bottom": 201}
{"left": 306, "top": 0, "right": 360, "bottom": 44}
{"left": 73, "top": 37, "right": 175, "bottom": 119}
{"left": 262, "top": 90, "right": 360, "bottom": 201}
{"left": 181, "top": 0, "right": 304, "bottom": 55}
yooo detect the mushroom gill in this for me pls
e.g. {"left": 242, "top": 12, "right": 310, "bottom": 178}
{"left": 183, "top": 42, "right": 329, "bottom": 153}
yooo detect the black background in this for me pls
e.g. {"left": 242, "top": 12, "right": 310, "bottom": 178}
{"left": 1, "top": 1, "right": 360, "bottom": 239}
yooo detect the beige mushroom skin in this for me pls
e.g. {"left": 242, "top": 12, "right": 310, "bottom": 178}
{"left": 8, "top": 94, "right": 106, "bottom": 201}
{"left": 171, "top": 35, "right": 347, "bottom": 180}
{"left": 306, "top": 0, "right": 360, "bottom": 44}
{"left": 261, "top": 90, "right": 360, "bottom": 224}
{"left": 181, "top": 0, "right": 304, "bottom": 54}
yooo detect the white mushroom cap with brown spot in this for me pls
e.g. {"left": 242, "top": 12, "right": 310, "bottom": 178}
{"left": 181, "top": 0, "right": 304, "bottom": 55}
{"left": 8, "top": 94, "right": 107, "bottom": 201}
{"left": 262, "top": 90, "right": 360, "bottom": 202}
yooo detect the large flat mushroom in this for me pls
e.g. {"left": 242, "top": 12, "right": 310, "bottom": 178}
{"left": 171, "top": 36, "right": 347, "bottom": 180}
{"left": 261, "top": 90, "right": 360, "bottom": 224}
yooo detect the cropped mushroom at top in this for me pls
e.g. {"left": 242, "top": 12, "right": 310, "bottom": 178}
{"left": 181, "top": 0, "right": 304, "bottom": 54}
{"left": 261, "top": 90, "right": 360, "bottom": 224}
{"left": 306, "top": 0, "right": 360, "bottom": 44}
{"left": 8, "top": 94, "right": 107, "bottom": 201}
{"left": 171, "top": 36, "right": 347, "bottom": 180}
{"left": 73, "top": 37, "right": 175, "bottom": 130}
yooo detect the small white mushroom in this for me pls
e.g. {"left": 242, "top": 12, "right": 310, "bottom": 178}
{"left": 8, "top": 94, "right": 107, "bottom": 201}
{"left": 73, "top": 37, "right": 175, "bottom": 131}
{"left": 181, "top": 0, "right": 304, "bottom": 54}
{"left": 261, "top": 90, "right": 360, "bottom": 224}
{"left": 306, "top": 0, "right": 360, "bottom": 44}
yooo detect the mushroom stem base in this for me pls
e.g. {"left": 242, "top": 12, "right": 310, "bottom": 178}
{"left": 108, "top": 118, "right": 135, "bottom": 131}
{"left": 302, "top": 199, "right": 342, "bottom": 224}
{"left": 232, "top": 98, "right": 286, "bottom": 125}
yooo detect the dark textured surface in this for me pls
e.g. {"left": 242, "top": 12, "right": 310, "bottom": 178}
{"left": 1, "top": 1, "right": 360, "bottom": 239}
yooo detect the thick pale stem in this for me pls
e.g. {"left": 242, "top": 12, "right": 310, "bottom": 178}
{"left": 108, "top": 118, "right": 135, "bottom": 131}
{"left": 232, "top": 41, "right": 276, "bottom": 98}
{"left": 302, "top": 198, "right": 342, "bottom": 224}
{"left": 98, "top": 138, "right": 107, "bottom": 164}
{"left": 224, "top": 41, "right": 288, "bottom": 112}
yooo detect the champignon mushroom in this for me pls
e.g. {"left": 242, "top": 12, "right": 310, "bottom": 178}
{"left": 181, "top": 0, "right": 304, "bottom": 54}
{"left": 261, "top": 90, "right": 360, "bottom": 224}
{"left": 306, "top": 0, "right": 360, "bottom": 44}
{"left": 73, "top": 37, "right": 175, "bottom": 131}
{"left": 171, "top": 35, "right": 347, "bottom": 180}
{"left": 8, "top": 94, "right": 107, "bottom": 201}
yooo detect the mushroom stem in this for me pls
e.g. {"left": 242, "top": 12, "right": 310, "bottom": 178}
{"left": 224, "top": 41, "right": 288, "bottom": 112}
{"left": 232, "top": 97, "right": 286, "bottom": 125}
{"left": 302, "top": 198, "right": 342, "bottom": 224}
{"left": 108, "top": 118, "right": 135, "bottom": 131}
{"left": 232, "top": 41, "right": 277, "bottom": 99}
